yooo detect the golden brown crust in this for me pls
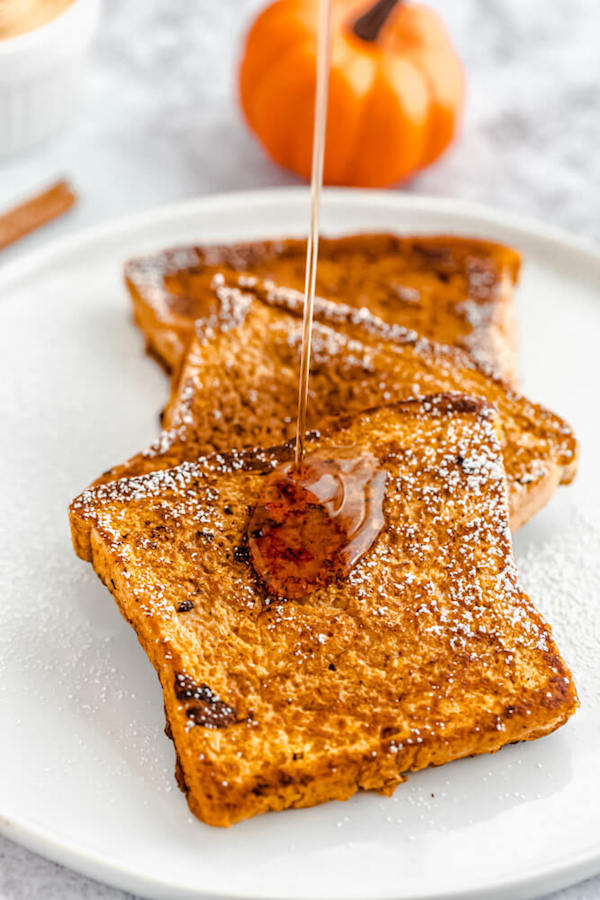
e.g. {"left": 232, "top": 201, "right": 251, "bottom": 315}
{"left": 71, "top": 397, "right": 578, "bottom": 827}
{"left": 100, "top": 278, "right": 577, "bottom": 532}
{"left": 125, "top": 234, "right": 521, "bottom": 382}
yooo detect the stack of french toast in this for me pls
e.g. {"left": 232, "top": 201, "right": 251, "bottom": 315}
{"left": 70, "top": 234, "right": 579, "bottom": 827}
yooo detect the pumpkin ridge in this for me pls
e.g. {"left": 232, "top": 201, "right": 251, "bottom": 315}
{"left": 327, "top": 38, "right": 378, "bottom": 184}
{"left": 405, "top": 46, "right": 464, "bottom": 167}
{"left": 244, "top": 42, "right": 316, "bottom": 170}
{"left": 349, "top": 55, "right": 428, "bottom": 187}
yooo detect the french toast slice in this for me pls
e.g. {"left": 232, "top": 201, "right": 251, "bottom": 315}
{"left": 126, "top": 234, "right": 520, "bottom": 381}
{"left": 101, "top": 279, "right": 577, "bottom": 531}
{"left": 70, "top": 396, "right": 578, "bottom": 827}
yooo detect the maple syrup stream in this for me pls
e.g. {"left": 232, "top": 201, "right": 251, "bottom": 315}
{"left": 294, "top": 0, "right": 333, "bottom": 467}
{"left": 248, "top": 0, "right": 387, "bottom": 599}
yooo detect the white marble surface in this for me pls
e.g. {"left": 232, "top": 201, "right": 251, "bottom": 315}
{"left": 0, "top": 1, "right": 599, "bottom": 898}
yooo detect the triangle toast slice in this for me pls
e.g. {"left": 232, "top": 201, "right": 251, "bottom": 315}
{"left": 71, "top": 395, "right": 577, "bottom": 827}
{"left": 100, "top": 278, "right": 577, "bottom": 531}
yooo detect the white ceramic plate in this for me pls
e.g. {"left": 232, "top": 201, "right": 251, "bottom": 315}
{"left": 1, "top": 188, "right": 599, "bottom": 900}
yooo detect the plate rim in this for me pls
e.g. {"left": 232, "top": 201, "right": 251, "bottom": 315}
{"left": 1, "top": 187, "right": 599, "bottom": 293}
{"left": 1, "top": 186, "right": 599, "bottom": 900}
{"left": 4, "top": 807, "right": 600, "bottom": 900}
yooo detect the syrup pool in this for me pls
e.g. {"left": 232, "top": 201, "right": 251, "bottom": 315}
{"left": 248, "top": 452, "right": 387, "bottom": 600}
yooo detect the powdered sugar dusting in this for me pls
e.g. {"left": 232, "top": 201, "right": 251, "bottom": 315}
{"left": 71, "top": 394, "right": 574, "bottom": 791}
{"left": 517, "top": 508, "right": 600, "bottom": 704}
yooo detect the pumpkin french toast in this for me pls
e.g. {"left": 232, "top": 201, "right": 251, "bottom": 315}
{"left": 70, "top": 396, "right": 578, "bottom": 827}
{"left": 126, "top": 234, "right": 520, "bottom": 382}
{"left": 98, "top": 277, "right": 577, "bottom": 531}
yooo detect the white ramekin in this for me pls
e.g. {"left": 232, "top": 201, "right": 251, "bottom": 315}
{"left": 0, "top": 0, "right": 101, "bottom": 155}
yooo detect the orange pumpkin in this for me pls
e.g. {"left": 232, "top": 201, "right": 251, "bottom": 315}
{"left": 239, "top": 0, "right": 465, "bottom": 187}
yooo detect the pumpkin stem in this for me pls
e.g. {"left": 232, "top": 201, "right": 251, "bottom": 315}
{"left": 352, "top": 0, "right": 401, "bottom": 42}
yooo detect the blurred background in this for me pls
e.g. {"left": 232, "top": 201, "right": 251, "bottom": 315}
{"left": 1, "top": 0, "right": 599, "bottom": 266}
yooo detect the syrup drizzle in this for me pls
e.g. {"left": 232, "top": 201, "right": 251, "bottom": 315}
{"left": 295, "top": 0, "right": 333, "bottom": 466}
{"left": 248, "top": 452, "right": 387, "bottom": 601}
{"left": 248, "top": 0, "right": 387, "bottom": 600}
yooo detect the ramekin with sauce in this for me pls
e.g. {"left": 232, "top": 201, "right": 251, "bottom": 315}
{"left": 0, "top": 0, "right": 101, "bottom": 154}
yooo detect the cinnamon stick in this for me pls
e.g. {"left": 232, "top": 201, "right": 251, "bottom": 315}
{"left": 0, "top": 179, "right": 76, "bottom": 251}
